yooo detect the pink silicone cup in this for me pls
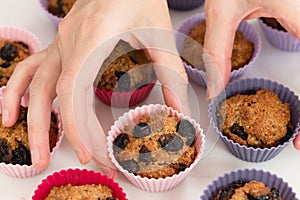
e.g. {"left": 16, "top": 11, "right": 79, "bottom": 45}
{"left": 39, "top": 0, "right": 62, "bottom": 27}
{"left": 95, "top": 79, "right": 157, "bottom": 108}
{"left": 258, "top": 18, "right": 300, "bottom": 51}
{"left": 107, "top": 104, "right": 205, "bottom": 192}
{"left": 0, "top": 87, "right": 64, "bottom": 178}
{"left": 32, "top": 168, "right": 128, "bottom": 200}
{"left": 0, "top": 26, "right": 42, "bottom": 54}
{"left": 208, "top": 78, "right": 300, "bottom": 163}
{"left": 176, "top": 12, "right": 261, "bottom": 88}
{"left": 200, "top": 168, "right": 297, "bottom": 199}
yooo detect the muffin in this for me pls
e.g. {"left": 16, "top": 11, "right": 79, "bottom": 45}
{"left": 113, "top": 111, "right": 197, "bottom": 179}
{"left": 48, "top": 0, "right": 76, "bottom": 18}
{"left": 95, "top": 40, "right": 156, "bottom": 107}
{"left": 200, "top": 169, "right": 297, "bottom": 200}
{"left": 208, "top": 78, "right": 300, "bottom": 162}
{"left": 214, "top": 180, "right": 282, "bottom": 200}
{"left": 167, "top": 0, "right": 204, "bottom": 11}
{"left": 181, "top": 20, "right": 254, "bottom": 72}
{"left": 217, "top": 89, "right": 293, "bottom": 148}
{"left": 32, "top": 168, "right": 127, "bottom": 200}
{"left": 45, "top": 184, "right": 118, "bottom": 200}
{"left": 107, "top": 104, "right": 205, "bottom": 192}
{"left": 0, "top": 40, "right": 30, "bottom": 86}
{"left": 0, "top": 106, "right": 58, "bottom": 166}
{"left": 176, "top": 13, "right": 261, "bottom": 87}
{"left": 259, "top": 17, "right": 300, "bottom": 51}
{"left": 0, "top": 87, "right": 63, "bottom": 178}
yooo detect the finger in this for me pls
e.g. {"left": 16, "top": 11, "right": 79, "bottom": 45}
{"left": 2, "top": 51, "right": 46, "bottom": 127}
{"left": 293, "top": 130, "right": 300, "bottom": 150}
{"left": 149, "top": 49, "right": 191, "bottom": 115}
{"left": 27, "top": 45, "right": 61, "bottom": 170}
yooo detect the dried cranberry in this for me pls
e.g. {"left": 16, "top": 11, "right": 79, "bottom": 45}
{"left": 106, "top": 198, "right": 117, "bottom": 200}
{"left": 115, "top": 71, "right": 130, "bottom": 91}
{"left": 158, "top": 134, "right": 184, "bottom": 152}
{"left": 119, "top": 159, "right": 139, "bottom": 174}
{"left": 0, "top": 44, "right": 17, "bottom": 61}
{"left": 271, "top": 188, "right": 280, "bottom": 200}
{"left": 217, "top": 181, "right": 245, "bottom": 200}
{"left": 139, "top": 145, "right": 152, "bottom": 165}
{"left": 0, "top": 138, "right": 12, "bottom": 164}
{"left": 242, "top": 90, "right": 257, "bottom": 95}
{"left": 15, "top": 41, "right": 29, "bottom": 49}
{"left": 11, "top": 143, "right": 31, "bottom": 165}
{"left": 113, "top": 133, "right": 129, "bottom": 153}
{"left": 280, "top": 124, "right": 293, "bottom": 144}
{"left": 247, "top": 193, "right": 272, "bottom": 200}
{"left": 176, "top": 119, "right": 196, "bottom": 146}
{"left": 57, "top": 0, "right": 66, "bottom": 15}
{"left": 231, "top": 123, "right": 248, "bottom": 140}
{"left": 132, "top": 122, "right": 151, "bottom": 138}
{"left": 0, "top": 61, "right": 11, "bottom": 68}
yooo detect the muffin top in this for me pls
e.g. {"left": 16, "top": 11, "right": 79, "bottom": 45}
{"left": 113, "top": 111, "right": 197, "bottom": 179}
{"left": 217, "top": 89, "right": 293, "bottom": 148}
{"left": 0, "top": 40, "right": 30, "bottom": 86}
{"left": 45, "top": 183, "right": 118, "bottom": 200}
{"left": 214, "top": 180, "right": 282, "bottom": 200}
{"left": 260, "top": 17, "right": 287, "bottom": 32}
{"left": 0, "top": 106, "right": 58, "bottom": 165}
{"left": 181, "top": 20, "right": 254, "bottom": 71}
{"left": 96, "top": 40, "right": 155, "bottom": 92}
{"left": 48, "top": 0, "right": 76, "bottom": 18}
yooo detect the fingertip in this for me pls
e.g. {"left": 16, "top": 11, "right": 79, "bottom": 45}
{"left": 293, "top": 133, "right": 300, "bottom": 150}
{"left": 31, "top": 149, "right": 50, "bottom": 170}
{"left": 74, "top": 147, "right": 92, "bottom": 165}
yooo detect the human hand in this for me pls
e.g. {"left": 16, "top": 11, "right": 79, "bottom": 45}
{"left": 203, "top": 0, "right": 300, "bottom": 149}
{"left": 1, "top": 0, "right": 189, "bottom": 177}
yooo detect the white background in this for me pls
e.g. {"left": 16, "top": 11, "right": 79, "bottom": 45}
{"left": 1, "top": 1, "right": 300, "bottom": 199}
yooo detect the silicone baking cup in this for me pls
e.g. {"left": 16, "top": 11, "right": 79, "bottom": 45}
{"left": 32, "top": 168, "right": 127, "bottom": 200}
{"left": 176, "top": 12, "right": 261, "bottom": 88}
{"left": 258, "top": 18, "right": 300, "bottom": 51}
{"left": 167, "top": 0, "right": 204, "bottom": 11}
{"left": 208, "top": 78, "right": 300, "bottom": 162}
{"left": 107, "top": 104, "right": 205, "bottom": 192}
{"left": 0, "top": 87, "right": 63, "bottom": 178}
{"left": 200, "top": 168, "right": 297, "bottom": 200}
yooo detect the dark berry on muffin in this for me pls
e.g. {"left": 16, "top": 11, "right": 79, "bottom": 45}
{"left": 138, "top": 145, "right": 152, "bottom": 165}
{"left": 176, "top": 119, "right": 196, "bottom": 146}
{"left": 132, "top": 122, "right": 151, "bottom": 138}
{"left": 119, "top": 159, "right": 140, "bottom": 174}
{"left": 158, "top": 134, "right": 184, "bottom": 152}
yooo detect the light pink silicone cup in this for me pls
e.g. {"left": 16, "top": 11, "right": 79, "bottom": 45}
{"left": 0, "top": 87, "right": 63, "bottom": 178}
{"left": 107, "top": 104, "right": 205, "bottom": 192}
{"left": 175, "top": 12, "right": 261, "bottom": 88}
{"left": 200, "top": 168, "right": 297, "bottom": 200}
{"left": 32, "top": 168, "right": 128, "bottom": 200}
{"left": 258, "top": 18, "right": 300, "bottom": 51}
{"left": 0, "top": 26, "right": 42, "bottom": 54}
{"left": 39, "top": 0, "right": 62, "bottom": 27}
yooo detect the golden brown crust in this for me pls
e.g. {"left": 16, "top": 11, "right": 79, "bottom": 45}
{"left": 0, "top": 40, "right": 30, "bottom": 86}
{"left": 217, "top": 89, "right": 292, "bottom": 148}
{"left": 45, "top": 183, "right": 118, "bottom": 200}
{"left": 181, "top": 20, "right": 254, "bottom": 71}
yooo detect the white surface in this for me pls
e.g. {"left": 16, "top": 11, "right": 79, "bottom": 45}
{"left": 1, "top": 1, "right": 300, "bottom": 199}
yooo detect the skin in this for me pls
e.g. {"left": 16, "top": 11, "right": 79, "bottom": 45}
{"left": 203, "top": 0, "right": 300, "bottom": 149}
{"left": 1, "top": 0, "right": 190, "bottom": 177}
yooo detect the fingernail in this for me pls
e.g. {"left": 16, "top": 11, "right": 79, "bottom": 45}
{"left": 100, "top": 166, "right": 118, "bottom": 178}
{"left": 75, "top": 147, "right": 88, "bottom": 164}
{"left": 31, "top": 150, "right": 41, "bottom": 166}
{"left": 206, "top": 82, "right": 216, "bottom": 100}
{"left": 2, "top": 109, "right": 9, "bottom": 125}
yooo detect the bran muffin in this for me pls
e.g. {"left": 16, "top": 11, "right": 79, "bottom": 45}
{"left": 96, "top": 40, "right": 155, "bottom": 92}
{"left": 45, "top": 183, "right": 118, "bottom": 200}
{"left": 0, "top": 40, "right": 30, "bottom": 86}
{"left": 217, "top": 89, "right": 293, "bottom": 148}
{"left": 113, "top": 111, "right": 197, "bottom": 179}
{"left": 214, "top": 180, "right": 282, "bottom": 200}
{"left": 0, "top": 106, "right": 58, "bottom": 165}
{"left": 48, "top": 0, "right": 76, "bottom": 18}
{"left": 181, "top": 20, "right": 254, "bottom": 71}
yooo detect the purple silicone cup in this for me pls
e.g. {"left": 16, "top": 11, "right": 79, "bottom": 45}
{"left": 175, "top": 12, "right": 261, "bottom": 88}
{"left": 208, "top": 78, "right": 300, "bottom": 162}
{"left": 107, "top": 104, "right": 205, "bottom": 192}
{"left": 200, "top": 168, "right": 297, "bottom": 200}
{"left": 167, "top": 0, "right": 204, "bottom": 11}
{"left": 258, "top": 18, "right": 300, "bottom": 51}
{"left": 39, "top": 0, "right": 62, "bottom": 27}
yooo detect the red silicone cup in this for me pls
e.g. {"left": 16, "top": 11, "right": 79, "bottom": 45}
{"left": 0, "top": 87, "right": 63, "bottom": 178}
{"left": 32, "top": 168, "right": 127, "bottom": 200}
